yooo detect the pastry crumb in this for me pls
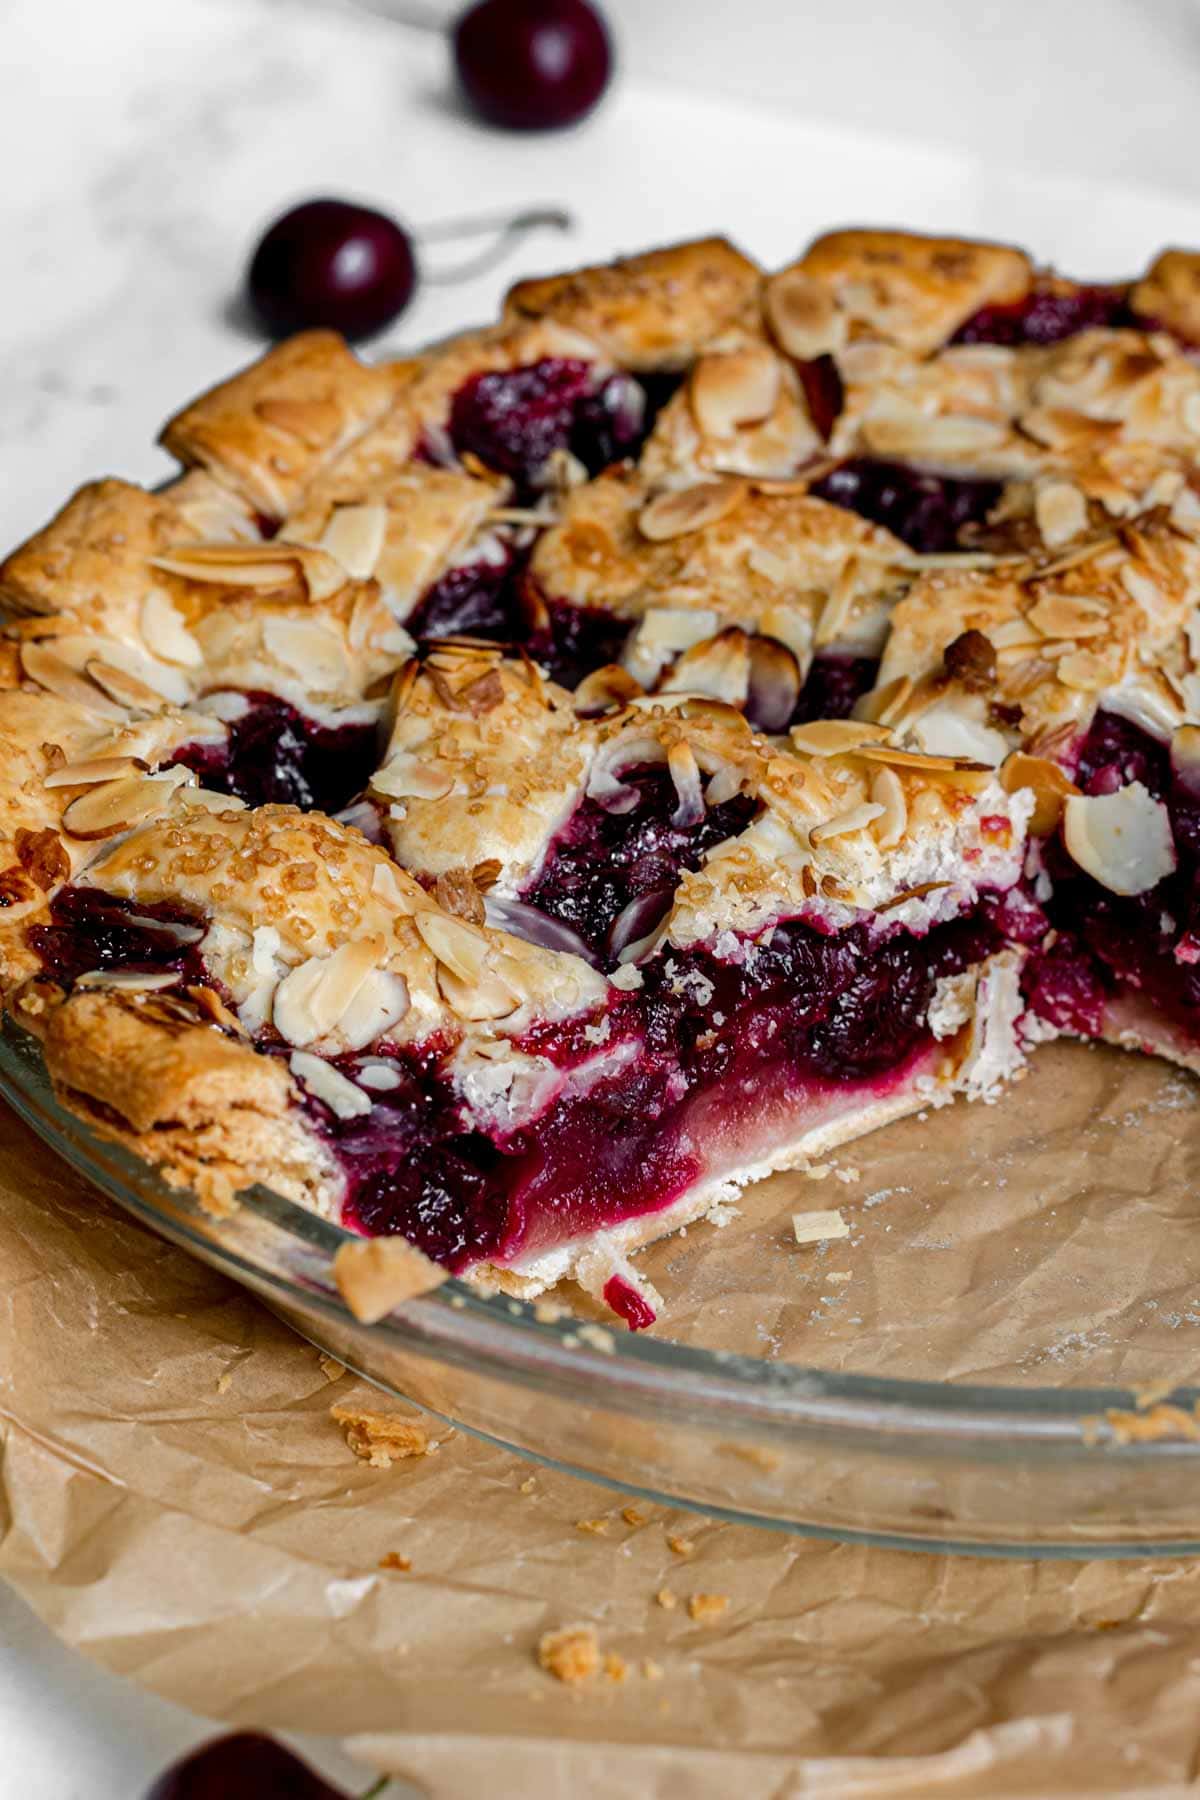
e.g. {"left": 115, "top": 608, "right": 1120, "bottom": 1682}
{"left": 833, "top": 1165, "right": 861, "bottom": 1184}
{"left": 575, "top": 1517, "right": 610, "bottom": 1536}
{"left": 1104, "top": 1402, "right": 1200, "bottom": 1444}
{"left": 792, "top": 1207, "right": 850, "bottom": 1244}
{"left": 331, "top": 1402, "right": 435, "bottom": 1466}
{"left": 537, "top": 1623, "right": 600, "bottom": 1686}
{"left": 802, "top": 1162, "right": 833, "bottom": 1180}
{"left": 655, "top": 1588, "right": 677, "bottom": 1609}
{"left": 334, "top": 1234, "right": 447, "bottom": 1323}
{"left": 687, "top": 1592, "right": 729, "bottom": 1624}
{"left": 519, "top": 1475, "right": 537, "bottom": 1495}
{"left": 318, "top": 1353, "right": 346, "bottom": 1383}
{"left": 576, "top": 1322, "right": 616, "bottom": 1355}
{"left": 621, "top": 1505, "right": 649, "bottom": 1526}
{"left": 379, "top": 1551, "right": 411, "bottom": 1571}
{"left": 533, "top": 1298, "right": 567, "bottom": 1324}
{"left": 215, "top": 1371, "right": 233, "bottom": 1394}
{"left": 603, "top": 1651, "right": 628, "bottom": 1682}
{"left": 666, "top": 1533, "right": 695, "bottom": 1558}
{"left": 642, "top": 1658, "right": 664, "bottom": 1680}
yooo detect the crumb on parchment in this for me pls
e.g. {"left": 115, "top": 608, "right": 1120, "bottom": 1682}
{"left": 655, "top": 1588, "right": 676, "bottom": 1610}
{"left": 331, "top": 1402, "right": 437, "bottom": 1467}
{"left": 538, "top": 1624, "right": 600, "bottom": 1685}
{"left": 687, "top": 1593, "right": 729, "bottom": 1624}
{"left": 666, "top": 1533, "right": 695, "bottom": 1558}
{"left": 379, "top": 1551, "right": 411, "bottom": 1571}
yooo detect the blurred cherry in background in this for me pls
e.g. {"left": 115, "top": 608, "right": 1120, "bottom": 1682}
{"left": 453, "top": 0, "right": 613, "bottom": 129}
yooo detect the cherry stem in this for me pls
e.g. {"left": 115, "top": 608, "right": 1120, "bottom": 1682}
{"left": 359, "top": 1777, "right": 393, "bottom": 1799}
{"left": 347, "top": 0, "right": 448, "bottom": 32}
{"left": 415, "top": 206, "right": 574, "bottom": 285}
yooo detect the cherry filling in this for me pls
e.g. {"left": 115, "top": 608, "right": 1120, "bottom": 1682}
{"left": 951, "top": 284, "right": 1139, "bottom": 348}
{"left": 520, "top": 763, "right": 758, "bottom": 966}
{"left": 28, "top": 888, "right": 207, "bottom": 990}
{"left": 792, "top": 653, "right": 879, "bottom": 724}
{"left": 171, "top": 694, "right": 379, "bottom": 813}
{"left": 329, "top": 907, "right": 1002, "bottom": 1272}
{"left": 810, "top": 459, "right": 1002, "bottom": 555}
{"left": 445, "top": 359, "right": 676, "bottom": 496}
{"left": 406, "top": 553, "right": 519, "bottom": 641}
{"left": 1022, "top": 710, "right": 1200, "bottom": 1042}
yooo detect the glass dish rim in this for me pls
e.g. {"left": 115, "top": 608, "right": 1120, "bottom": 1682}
{"left": 3, "top": 1015, "right": 1197, "bottom": 1467}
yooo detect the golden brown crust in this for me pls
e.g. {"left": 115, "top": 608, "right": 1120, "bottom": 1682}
{"left": 504, "top": 235, "right": 762, "bottom": 370}
{"left": 159, "top": 331, "right": 403, "bottom": 517}
{"left": 1132, "top": 249, "right": 1200, "bottom": 347}
{"left": 795, "top": 227, "right": 1032, "bottom": 355}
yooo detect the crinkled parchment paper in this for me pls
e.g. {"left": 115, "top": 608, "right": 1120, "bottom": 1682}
{"left": 6, "top": 1039, "right": 1200, "bottom": 1796}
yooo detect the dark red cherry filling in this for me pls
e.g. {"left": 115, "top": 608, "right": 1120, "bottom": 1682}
{"left": 1020, "top": 709, "right": 1200, "bottom": 1043}
{"left": 172, "top": 694, "right": 380, "bottom": 813}
{"left": 328, "top": 906, "right": 1002, "bottom": 1270}
{"left": 406, "top": 552, "right": 519, "bottom": 641}
{"left": 521, "top": 763, "right": 758, "bottom": 965}
{"left": 810, "top": 459, "right": 1001, "bottom": 554}
{"left": 445, "top": 359, "right": 675, "bottom": 496}
{"left": 792, "top": 652, "right": 879, "bottom": 724}
{"left": 951, "top": 284, "right": 1138, "bottom": 348}
{"left": 29, "top": 888, "right": 207, "bottom": 991}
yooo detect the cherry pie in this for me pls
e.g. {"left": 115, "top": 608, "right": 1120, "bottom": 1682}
{"left": 6, "top": 227, "right": 1200, "bottom": 1326}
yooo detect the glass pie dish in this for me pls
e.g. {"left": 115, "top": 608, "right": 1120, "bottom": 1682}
{"left": 7, "top": 1013, "right": 1200, "bottom": 1560}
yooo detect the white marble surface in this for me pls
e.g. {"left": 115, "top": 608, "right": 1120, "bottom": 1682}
{"left": 9, "top": 0, "right": 1200, "bottom": 1792}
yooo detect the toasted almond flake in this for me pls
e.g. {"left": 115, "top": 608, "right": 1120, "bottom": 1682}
{"left": 316, "top": 501, "right": 388, "bottom": 579}
{"left": 690, "top": 346, "right": 781, "bottom": 437}
{"left": 1034, "top": 481, "right": 1088, "bottom": 549}
{"left": 792, "top": 1207, "right": 850, "bottom": 1243}
{"left": 334, "top": 1235, "right": 447, "bottom": 1322}
{"left": 762, "top": 267, "right": 843, "bottom": 361}
{"left": 869, "top": 765, "right": 907, "bottom": 849}
{"left": 436, "top": 961, "right": 520, "bottom": 1021}
{"left": 61, "top": 769, "right": 190, "bottom": 840}
{"left": 638, "top": 479, "right": 748, "bottom": 542}
{"left": 73, "top": 968, "right": 181, "bottom": 992}
{"left": 1120, "top": 563, "right": 1165, "bottom": 615}
{"left": 151, "top": 544, "right": 302, "bottom": 587}
{"left": 1063, "top": 781, "right": 1176, "bottom": 896}
{"left": 907, "top": 706, "right": 1009, "bottom": 766}
{"left": 809, "top": 802, "right": 885, "bottom": 846}
{"left": 790, "top": 718, "right": 891, "bottom": 757}
{"left": 573, "top": 663, "right": 644, "bottom": 715}
{"left": 140, "top": 591, "right": 203, "bottom": 667}
{"left": 863, "top": 412, "right": 1007, "bottom": 458}
{"left": 86, "top": 659, "right": 171, "bottom": 713}
{"left": 415, "top": 909, "right": 489, "bottom": 983}
{"left": 1000, "top": 752, "right": 1079, "bottom": 836}
{"left": 852, "top": 742, "right": 986, "bottom": 775}
{"left": 43, "top": 755, "right": 150, "bottom": 789}
{"left": 261, "top": 616, "right": 349, "bottom": 686}
{"left": 1057, "top": 648, "right": 1120, "bottom": 691}
{"left": 289, "top": 1050, "right": 372, "bottom": 1119}
{"left": 20, "top": 643, "right": 126, "bottom": 721}
{"left": 371, "top": 755, "right": 455, "bottom": 802}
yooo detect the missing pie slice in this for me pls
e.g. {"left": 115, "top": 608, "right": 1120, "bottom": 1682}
{"left": 5, "top": 226, "right": 1200, "bottom": 1324}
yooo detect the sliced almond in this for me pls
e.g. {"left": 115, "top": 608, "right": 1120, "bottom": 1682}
{"left": 317, "top": 502, "right": 388, "bottom": 580}
{"left": 1062, "top": 781, "right": 1176, "bottom": 895}
{"left": 809, "top": 801, "right": 885, "bottom": 846}
{"left": 1026, "top": 593, "right": 1109, "bottom": 640}
{"left": 862, "top": 412, "right": 1008, "bottom": 459}
{"left": 573, "top": 664, "right": 644, "bottom": 716}
{"left": 638, "top": 479, "right": 748, "bottom": 542}
{"left": 790, "top": 719, "right": 891, "bottom": 757}
{"left": 690, "top": 346, "right": 782, "bottom": 438}
{"left": 763, "top": 269, "right": 843, "bottom": 361}
{"left": 869, "top": 765, "right": 908, "bottom": 849}
{"left": 60, "top": 770, "right": 190, "bottom": 840}
{"left": 906, "top": 705, "right": 1009, "bottom": 766}
{"left": 660, "top": 627, "right": 751, "bottom": 707}
{"left": 260, "top": 616, "right": 350, "bottom": 687}
{"left": 1000, "top": 752, "right": 1079, "bottom": 836}
{"left": 289, "top": 1051, "right": 373, "bottom": 1120}
{"left": 371, "top": 756, "right": 455, "bottom": 802}
{"left": 1034, "top": 481, "right": 1088, "bottom": 550}
{"left": 44, "top": 754, "right": 150, "bottom": 790}
{"left": 20, "top": 643, "right": 126, "bottom": 721}
{"left": 151, "top": 544, "right": 303, "bottom": 588}
{"left": 86, "top": 659, "right": 172, "bottom": 713}
{"left": 414, "top": 910, "right": 490, "bottom": 984}
{"left": 140, "top": 591, "right": 203, "bottom": 667}
{"left": 792, "top": 1207, "right": 849, "bottom": 1244}
{"left": 436, "top": 961, "right": 519, "bottom": 1021}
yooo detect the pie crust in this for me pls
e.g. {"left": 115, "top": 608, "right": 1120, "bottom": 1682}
{"left": 7, "top": 227, "right": 1200, "bottom": 1323}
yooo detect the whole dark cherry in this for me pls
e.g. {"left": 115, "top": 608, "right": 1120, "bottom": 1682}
{"left": 247, "top": 199, "right": 417, "bottom": 340}
{"left": 454, "top": 0, "right": 613, "bottom": 131}
{"left": 144, "top": 1731, "right": 382, "bottom": 1799}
